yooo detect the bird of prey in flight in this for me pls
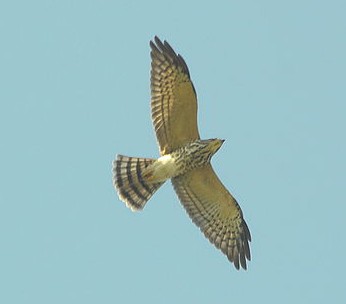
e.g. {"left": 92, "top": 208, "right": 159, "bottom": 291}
{"left": 113, "top": 36, "right": 251, "bottom": 270}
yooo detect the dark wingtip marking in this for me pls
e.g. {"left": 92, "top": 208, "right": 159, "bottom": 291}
{"left": 150, "top": 36, "right": 191, "bottom": 79}
{"left": 244, "top": 237, "right": 251, "bottom": 261}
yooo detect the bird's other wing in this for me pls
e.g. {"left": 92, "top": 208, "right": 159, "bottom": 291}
{"left": 172, "top": 164, "right": 251, "bottom": 270}
{"left": 150, "top": 36, "right": 200, "bottom": 155}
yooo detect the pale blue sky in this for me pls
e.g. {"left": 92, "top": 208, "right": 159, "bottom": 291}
{"left": 1, "top": 1, "right": 345, "bottom": 303}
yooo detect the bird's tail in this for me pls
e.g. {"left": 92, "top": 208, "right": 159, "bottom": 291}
{"left": 112, "top": 155, "right": 165, "bottom": 211}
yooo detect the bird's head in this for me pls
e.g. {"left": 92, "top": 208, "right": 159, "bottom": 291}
{"left": 188, "top": 138, "right": 225, "bottom": 164}
{"left": 208, "top": 138, "right": 225, "bottom": 154}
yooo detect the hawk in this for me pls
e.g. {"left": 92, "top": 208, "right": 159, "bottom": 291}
{"left": 113, "top": 36, "right": 251, "bottom": 270}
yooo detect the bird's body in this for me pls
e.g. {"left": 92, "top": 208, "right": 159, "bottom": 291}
{"left": 113, "top": 37, "right": 251, "bottom": 270}
{"left": 115, "top": 139, "right": 223, "bottom": 208}
{"left": 147, "top": 139, "right": 224, "bottom": 182}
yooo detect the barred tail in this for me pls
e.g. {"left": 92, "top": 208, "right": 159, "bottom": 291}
{"left": 112, "top": 155, "right": 164, "bottom": 211}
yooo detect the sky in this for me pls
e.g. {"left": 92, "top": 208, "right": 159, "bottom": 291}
{"left": 1, "top": 0, "right": 345, "bottom": 303}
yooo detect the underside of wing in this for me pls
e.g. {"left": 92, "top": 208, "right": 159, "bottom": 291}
{"left": 172, "top": 165, "right": 251, "bottom": 270}
{"left": 150, "top": 36, "right": 200, "bottom": 155}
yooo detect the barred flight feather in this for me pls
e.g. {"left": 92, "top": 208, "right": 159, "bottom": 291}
{"left": 172, "top": 165, "right": 251, "bottom": 270}
{"left": 150, "top": 36, "right": 199, "bottom": 155}
{"left": 113, "top": 155, "right": 164, "bottom": 211}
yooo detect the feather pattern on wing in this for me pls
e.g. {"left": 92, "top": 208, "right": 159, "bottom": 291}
{"left": 150, "top": 36, "right": 200, "bottom": 155}
{"left": 172, "top": 165, "right": 251, "bottom": 270}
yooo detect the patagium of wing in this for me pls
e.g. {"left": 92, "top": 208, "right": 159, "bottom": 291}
{"left": 150, "top": 36, "right": 200, "bottom": 155}
{"left": 172, "top": 165, "right": 251, "bottom": 270}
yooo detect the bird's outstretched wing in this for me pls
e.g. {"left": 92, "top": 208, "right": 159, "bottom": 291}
{"left": 150, "top": 36, "right": 200, "bottom": 155}
{"left": 172, "top": 165, "right": 251, "bottom": 270}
